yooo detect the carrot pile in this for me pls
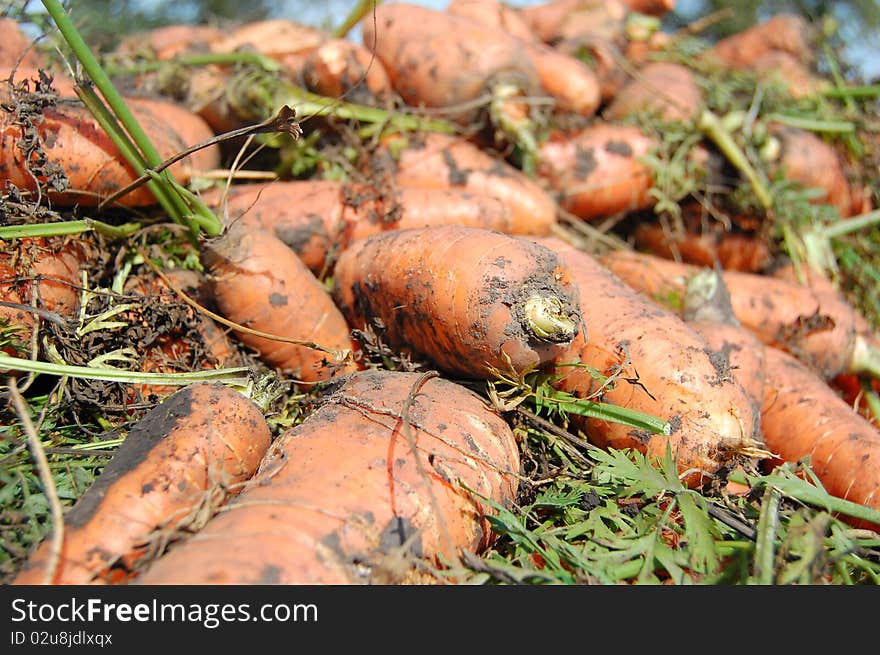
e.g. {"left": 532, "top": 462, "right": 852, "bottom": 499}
{"left": 3, "top": 0, "right": 880, "bottom": 585}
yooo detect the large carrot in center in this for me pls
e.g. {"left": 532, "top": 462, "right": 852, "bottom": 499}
{"left": 332, "top": 226, "right": 582, "bottom": 379}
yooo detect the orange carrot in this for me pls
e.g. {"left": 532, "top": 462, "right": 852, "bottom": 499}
{"left": 535, "top": 122, "right": 657, "bottom": 220}
{"left": 370, "top": 130, "right": 558, "bottom": 234}
{"left": 0, "top": 17, "right": 45, "bottom": 68}
{"left": 681, "top": 268, "right": 767, "bottom": 421}
{"left": 11, "top": 382, "right": 273, "bottom": 584}
{"left": 535, "top": 237, "right": 762, "bottom": 487}
{"left": 332, "top": 225, "right": 582, "bottom": 379}
{"left": 707, "top": 14, "right": 814, "bottom": 71}
{"left": 301, "top": 37, "right": 393, "bottom": 103}
{"left": 555, "top": 35, "right": 629, "bottom": 103}
{"left": 447, "top": 0, "right": 540, "bottom": 42}
{"left": 361, "top": 2, "right": 541, "bottom": 129}
{"left": 603, "top": 61, "right": 704, "bottom": 124}
{"left": 767, "top": 124, "right": 853, "bottom": 218}
{"left": 201, "top": 220, "right": 360, "bottom": 385}
{"left": 207, "top": 18, "right": 326, "bottom": 80}
{"left": 620, "top": 0, "right": 676, "bottom": 16}
{"left": 201, "top": 178, "right": 544, "bottom": 275}
{"left": 760, "top": 345, "right": 880, "bottom": 531}
{"left": 518, "top": 0, "right": 628, "bottom": 45}
{"left": 446, "top": 0, "right": 601, "bottom": 116}
{"left": 113, "top": 23, "right": 225, "bottom": 61}
{"left": 137, "top": 369, "right": 521, "bottom": 584}
{"left": 599, "top": 249, "right": 880, "bottom": 381}
{"left": 0, "top": 80, "right": 220, "bottom": 207}
{"left": 633, "top": 218, "right": 773, "bottom": 273}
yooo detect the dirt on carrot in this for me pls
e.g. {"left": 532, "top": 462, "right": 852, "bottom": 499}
{"left": 11, "top": 382, "right": 273, "bottom": 585}
{"left": 136, "top": 369, "right": 521, "bottom": 584}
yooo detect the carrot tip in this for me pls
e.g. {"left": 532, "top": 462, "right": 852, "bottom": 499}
{"left": 523, "top": 294, "right": 579, "bottom": 343}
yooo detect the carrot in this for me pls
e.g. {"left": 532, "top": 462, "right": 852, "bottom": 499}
{"left": 555, "top": 35, "right": 629, "bottom": 103}
{"left": 0, "top": 235, "right": 92, "bottom": 357}
{"left": 113, "top": 23, "right": 225, "bottom": 61}
{"left": 202, "top": 178, "right": 540, "bottom": 275}
{"left": 620, "top": 0, "right": 676, "bottom": 16}
{"left": 680, "top": 268, "right": 767, "bottom": 423}
{"left": 447, "top": 0, "right": 539, "bottom": 43}
{"left": 599, "top": 249, "right": 880, "bottom": 381}
{"left": 361, "top": 2, "right": 540, "bottom": 140}
{"left": 136, "top": 369, "right": 521, "bottom": 584}
{"left": 332, "top": 225, "right": 582, "bottom": 379}
{"left": 535, "top": 237, "right": 762, "bottom": 487}
{"left": 749, "top": 51, "right": 829, "bottom": 100}
{"left": 370, "top": 130, "right": 558, "bottom": 234}
{"left": 0, "top": 17, "right": 45, "bottom": 68}
{"left": 766, "top": 124, "right": 853, "bottom": 218}
{"left": 11, "top": 382, "right": 273, "bottom": 584}
{"left": 301, "top": 37, "right": 393, "bottom": 104}
{"left": 207, "top": 18, "right": 326, "bottom": 80}
{"left": 534, "top": 122, "right": 657, "bottom": 221}
{"left": 518, "top": 0, "right": 628, "bottom": 45}
{"left": 446, "top": 0, "right": 601, "bottom": 116}
{"left": 201, "top": 220, "right": 360, "bottom": 385}
{"left": 633, "top": 218, "right": 773, "bottom": 273}
{"left": 760, "top": 345, "right": 880, "bottom": 531}
{"left": 0, "top": 81, "right": 220, "bottom": 207}
{"left": 603, "top": 61, "right": 704, "bottom": 124}
{"left": 707, "top": 14, "right": 814, "bottom": 71}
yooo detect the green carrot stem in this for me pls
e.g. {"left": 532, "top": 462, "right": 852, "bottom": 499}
{"left": 750, "top": 485, "right": 781, "bottom": 585}
{"left": 764, "top": 112, "right": 855, "bottom": 134}
{"left": 228, "top": 68, "right": 457, "bottom": 134}
{"left": 698, "top": 109, "right": 772, "bottom": 210}
{"left": 0, "top": 219, "right": 140, "bottom": 240}
{"left": 821, "top": 84, "right": 880, "bottom": 99}
{"left": 43, "top": 0, "right": 221, "bottom": 238}
{"left": 75, "top": 85, "right": 197, "bottom": 235}
{"left": 0, "top": 352, "right": 252, "bottom": 387}
{"left": 102, "top": 51, "right": 281, "bottom": 77}
{"left": 334, "top": 0, "right": 380, "bottom": 39}
{"left": 821, "top": 209, "right": 880, "bottom": 240}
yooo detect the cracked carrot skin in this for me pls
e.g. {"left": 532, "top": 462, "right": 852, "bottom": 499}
{"left": 536, "top": 238, "right": 761, "bottom": 487}
{"left": 332, "top": 226, "right": 582, "bottom": 379}
{"left": 137, "top": 369, "right": 521, "bottom": 584}
{"left": 202, "top": 220, "right": 360, "bottom": 385}
{"left": 12, "top": 383, "right": 272, "bottom": 585}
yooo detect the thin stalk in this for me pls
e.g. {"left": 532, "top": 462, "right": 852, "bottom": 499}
{"left": 821, "top": 208, "right": 880, "bottom": 240}
{"left": 334, "top": 0, "right": 380, "bottom": 39}
{"left": 42, "top": 0, "right": 221, "bottom": 237}
{"left": 75, "top": 84, "right": 196, "bottom": 234}
{"left": 764, "top": 112, "right": 855, "bottom": 134}
{"left": 750, "top": 484, "right": 781, "bottom": 585}
{"left": 0, "top": 352, "right": 253, "bottom": 388}
{"left": 0, "top": 219, "right": 140, "bottom": 240}
{"left": 228, "top": 68, "right": 457, "bottom": 134}
{"left": 821, "top": 84, "right": 880, "bottom": 100}
{"left": 102, "top": 51, "right": 281, "bottom": 77}
{"left": 698, "top": 109, "right": 772, "bottom": 210}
